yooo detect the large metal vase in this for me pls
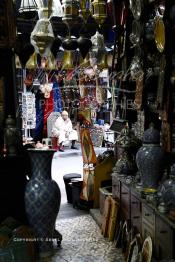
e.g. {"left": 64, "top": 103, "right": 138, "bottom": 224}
{"left": 136, "top": 144, "right": 164, "bottom": 188}
{"left": 25, "top": 149, "right": 61, "bottom": 258}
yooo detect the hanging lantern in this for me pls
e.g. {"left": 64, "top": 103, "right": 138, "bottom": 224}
{"left": 18, "top": 0, "right": 38, "bottom": 19}
{"left": 91, "top": 0, "right": 107, "bottom": 26}
{"left": 26, "top": 52, "right": 38, "bottom": 69}
{"left": 62, "top": 0, "right": 79, "bottom": 26}
{"left": 31, "top": 8, "right": 55, "bottom": 55}
{"left": 62, "top": 50, "right": 74, "bottom": 70}
{"left": 90, "top": 31, "right": 106, "bottom": 66}
{"left": 79, "top": 0, "right": 91, "bottom": 21}
{"left": 37, "top": 0, "right": 53, "bottom": 18}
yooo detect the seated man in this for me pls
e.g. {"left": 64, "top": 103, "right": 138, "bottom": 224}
{"left": 52, "top": 111, "right": 78, "bottom": 152}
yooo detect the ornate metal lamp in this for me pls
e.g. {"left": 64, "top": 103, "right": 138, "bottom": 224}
{"left": 31, "top": 3, "right": 55, "bottom": 55}
{"left": 62, "top": 0, "right": 80, "bottom": 26}
{"left": 91, "top": 0, "right": 107, "bottom": 27}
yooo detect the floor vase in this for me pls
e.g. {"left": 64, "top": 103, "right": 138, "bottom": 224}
{"left": 25, "top": 149, "right": 61, "bottom": 257}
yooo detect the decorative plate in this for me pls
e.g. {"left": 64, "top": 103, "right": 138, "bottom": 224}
{"left": 154, "top": 16, "right": 165, "bottom": 53}
{"left": 129, "top": 0, "right": 142, "bottom": 20}
{"left": 141, "top": 236, "right": 152, "bottom": 262}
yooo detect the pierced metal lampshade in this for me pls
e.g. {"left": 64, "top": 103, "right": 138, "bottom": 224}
{"left": 19, "top": 0, "right": 38, "bottom": 18}
{"left": 31, "top": 12, "right": 55, "bottom": 56}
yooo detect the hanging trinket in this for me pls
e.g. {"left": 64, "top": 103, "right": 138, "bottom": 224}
{"left": 40, "top": 74, "right": 53, "bottom": 98}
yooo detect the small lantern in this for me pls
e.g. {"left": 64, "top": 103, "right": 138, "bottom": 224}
{"left": 31, "top": 8, "right": 55, "bottom": 55}
{"left": 62, "top": 0, "right": 80, "bottom": 26}
{"left": 91, "top": 0, "right": 107, "bottom": 26}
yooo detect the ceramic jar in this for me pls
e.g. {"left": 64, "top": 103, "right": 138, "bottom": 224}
{"left": 136, "top": 125, "right": 164, "bottom": 189}
{"left": 25, "top": 149, "right": 61, "bottom": 258}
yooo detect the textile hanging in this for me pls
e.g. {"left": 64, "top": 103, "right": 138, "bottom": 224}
{"left": 52, "top": 80, "right": 62, "bottom": 112}
{"left": 34, "top": 93, "right": 44, "bottom": 142}
{"left": 43, "top": 90, "right": 54, "bottom": 138}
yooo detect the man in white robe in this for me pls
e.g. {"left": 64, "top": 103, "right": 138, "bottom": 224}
{"left": 52, "top": 111, "right": 78, "bottom": 152}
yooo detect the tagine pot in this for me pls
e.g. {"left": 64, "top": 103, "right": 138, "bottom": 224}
{"left": 25, "top": 149, "right": 61, "bottom": 258}
{"left": 136, "top": 125, "right": 164, "bottom": 189}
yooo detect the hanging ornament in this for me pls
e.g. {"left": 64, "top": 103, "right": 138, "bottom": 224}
{"left": 90, "top": 31, "right": 106, "bottom": 67}
{"left": 26, "top": 52, "right": 38, "bottom": 69}
{"left": 40, "top": 74, "right": 53, "bottom": 98}
{"left": 61, "top": 50, "right": 74, "bottom": 70}
{"left": 91, "top": 0, "right": 107, "bottom": 27}
{"left": 77, "top": 36, "right": 92, "bottom": 58}
{"left": 79, "top": 0, "right": 91, "bottom": 21}
{"left": 62, "top": 36, "right": 78, "bottom": 50}
{"left": 31, "top": 7, "right": 55, "bottom": 55}
{"left": 18, "top": 0, "right": 38, "bottom": 19}
{"left": 15, "top": 33, "right": 35, "bottom": 68}
{"left": 62, "top": 0, "right": 79, "bottom": 26}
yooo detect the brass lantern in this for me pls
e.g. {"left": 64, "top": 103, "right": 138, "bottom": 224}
{"left": 62, "top": 0, "right": 79, "bottom": 26}
{"left": 91, "top": 0, "right": 107, "bottom": 26}
{"left": 31, "top": 7, "right": 55, "bottom": 55}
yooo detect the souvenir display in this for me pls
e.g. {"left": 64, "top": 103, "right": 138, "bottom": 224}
{"left": 22, "top": 92, "right": 36, "bottom": 141}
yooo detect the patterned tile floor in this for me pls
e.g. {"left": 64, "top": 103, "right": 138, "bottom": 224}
{"left": 39, "top": 146, "right": 124, "bottom": 262}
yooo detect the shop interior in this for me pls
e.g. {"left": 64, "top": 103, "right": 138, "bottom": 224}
{"left": 1, "top": 0, "right": 175, "bottom": 261}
